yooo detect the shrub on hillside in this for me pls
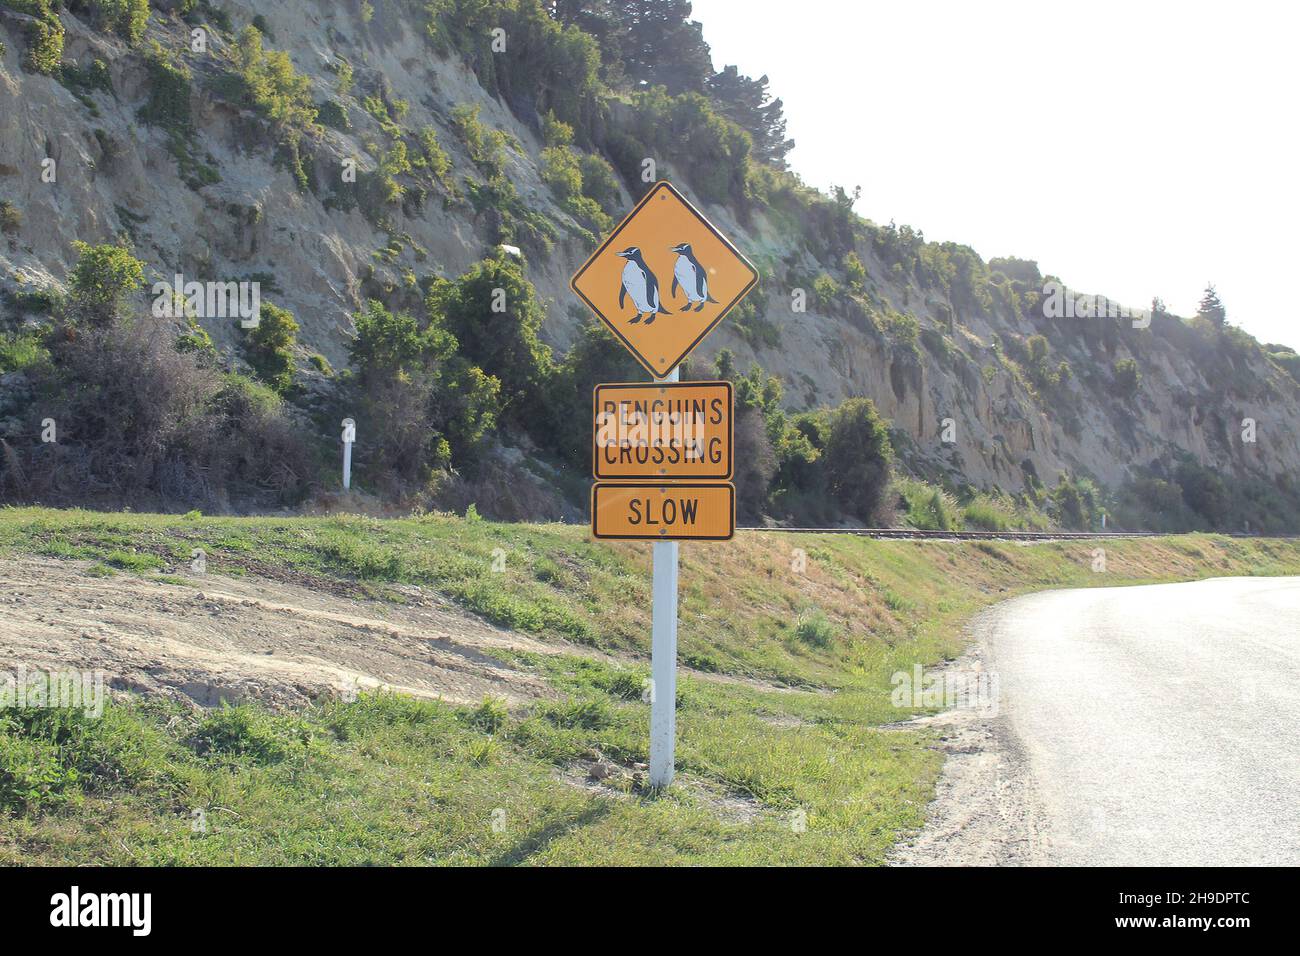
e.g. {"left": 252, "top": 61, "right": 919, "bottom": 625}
{"left": 216, "top": 26, "right": 318, "bottom": 188}
{"left": 67, "top": 0, "right": 150, "bottom": 43}
{"left": 0, "top": 200, "right": 21, "bottom": 235}
{"left": 64, "top": 240, "right": 145, "bottom": 327}
{"left": 10, "top": 0, "right": 64, "bottom": 74}
{"left": 424, "top": 252, "right": 553, "bottom": 418}
{"left": 540, "top": 144, "right": 612, "bottom": 236}
{"left": 822, "top": 397, "right": 893, "bottom": 523}
{"left": 1051, "top": 475, "right": 1100, "bottom": 530}
{"left": 241, "top": 302, "right": 299, "bottom": 394}
{"left": 895, "top": 477, "right": 960, "bottom": 531}
{"left": 1113, "top": 357, "right": 1140, "bottom": 398}
{"left": 423, "top": 0, "right": 602, "bottom": 138}
{"left": 0, "top": 244, "right": 311, "bottom": 509}
{"left": 346, "top": 300, "right": 501, "bottom": 492}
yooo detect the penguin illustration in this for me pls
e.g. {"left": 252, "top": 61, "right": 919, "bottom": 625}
{"left": 670, "top": 242, "right": 718, "bottom": 312}
{"left": 616, "top": 246, "right": 672, "bottom": 324}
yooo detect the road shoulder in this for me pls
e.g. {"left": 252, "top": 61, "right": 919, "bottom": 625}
{"left": 888, "top": 603, "right": 1051, "bottom": 866}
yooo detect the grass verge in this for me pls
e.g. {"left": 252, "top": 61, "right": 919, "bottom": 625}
{"left": 2, "top": 507, "right": 1298, "bottom": 864}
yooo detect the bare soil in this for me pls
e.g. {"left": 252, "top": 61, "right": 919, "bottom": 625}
{"left": 0, "top": 556, "right": 561, "bottom": 710}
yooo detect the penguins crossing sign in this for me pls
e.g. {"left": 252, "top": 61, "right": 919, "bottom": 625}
{"left": 574, "top": 184, "right": 753, "bottom": 789}
{"left": 570, "top": 181, "right": 759, "bottom": 378}
{"left": 593, "top": 381, "right": 733, "bottom": 480}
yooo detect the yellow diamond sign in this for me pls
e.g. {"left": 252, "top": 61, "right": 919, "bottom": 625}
{"left": 571, "top": 181, "right": 759, "bottom": 378}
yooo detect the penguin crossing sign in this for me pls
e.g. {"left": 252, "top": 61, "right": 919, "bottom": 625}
{"left": 570, "top": 181, "right": 759, "bottom": 378}
{"left": 574, "top": 182, "right": 754, "bottom": 789}
{"left": 593, "top": 381, "right": 733, "bottom": 480}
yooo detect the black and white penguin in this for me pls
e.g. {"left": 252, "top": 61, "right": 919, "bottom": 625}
{"left": 616, "top": 246, "right": 672, "bottom": 324}
{"left": 670, "top": 242, "right": 718, "bottom": 312}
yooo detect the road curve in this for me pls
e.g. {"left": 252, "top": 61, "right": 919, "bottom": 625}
{"left": 894, "top": 576, "right": 1300, "bottom": 866}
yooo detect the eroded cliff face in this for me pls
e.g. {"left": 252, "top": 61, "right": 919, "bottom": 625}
{"left": 3, "top": 2, "right": 1297, "bottom": 503}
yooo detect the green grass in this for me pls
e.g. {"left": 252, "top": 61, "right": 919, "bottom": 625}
{"left": 1, "top": 506, "right": 1298, "bottom": 865}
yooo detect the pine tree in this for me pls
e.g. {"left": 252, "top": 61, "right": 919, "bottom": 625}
{"left": 708, "top": 65, "right": 795, "bottom": 167}
{"left": 1197, "top": 283, "right": 1227, "bottom": 327}
{"left": 609, "top": 0, "right": 714, "bottom": 94}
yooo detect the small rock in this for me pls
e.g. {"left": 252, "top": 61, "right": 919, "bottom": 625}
{"left": 588, "top": 761, "right": 615, "bottom": 781}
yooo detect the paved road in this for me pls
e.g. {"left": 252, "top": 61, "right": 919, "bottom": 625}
{"left": 991, "top": 576, "right": 1300, "bottom": 865}
{"left": 896, "top": 577, "right": 1300, "bottom": 866}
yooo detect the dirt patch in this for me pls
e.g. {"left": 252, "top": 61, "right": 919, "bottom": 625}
{"left": 0, "top": 556, "right": 561, "bottom": 709}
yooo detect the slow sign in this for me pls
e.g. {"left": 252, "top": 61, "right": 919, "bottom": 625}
{"left": 591, "top": 482, "right": 735, "bottom": 541}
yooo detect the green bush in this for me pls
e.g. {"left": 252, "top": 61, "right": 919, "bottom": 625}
{"left": 227, "top": 26, "right": 316, "bottom": 129}
{"left": 895, "top": 477, "right": 960, "bottom": 531}
{"left": 68, "top": 0, "right": 150, "bottom": 43}
{"left": 65, "top": 239, "right": 145, "bottom": 327}
{"left": 1174, "top": 459, "right": 1228, "bottom": 527}
{"left": 217, "top": 25, "right": 317, "bottom": 188}
{"left": 316, "top": 99, "right": 350, "bottom": 130}
{"left": 962, "top": 494, "right": 1015, "bottom": 531}
{"left": 138, "top": 42, "right": 192, "bottom": 129}
{"left": 620, "top": 88, "right": 752, "bottom": 205}
{"left": 794, "top": 610, "right": 837, "bottom": 648}
{"left": 1051, "top": 475, "right": 1099, "bottom": 530}
{"left": 242, "top": 302, "right": 299, "bottom": 394}
{"left": 0, "top": 330, "right": 48, "bottom": 373}
{"left": 188, "top": 704, "right": 312, "bottom": 763}
{"left": 0, "top": 199, "right": 21, "bottom": 234}
{"left": 415, "top": 125, "right": 454, "bottom": 192}
{"left": 347, "top": 299, "right": 501, "bottom": 489}
{"left": 424, "top": 0, "right": 602, "bottom": 138}
{"left": 424, "top": 252, "right": 554, "bottom": 416}
{"left": 17, "top": 0, "right": 65, "bottom": 74}
{"left": 1113, "top": 357, "right": 1140, "bottom": 397}
{"left": 822, "top": 397, "right": 894, "bottom": 523}
{"left": 450, "top": 103, "right": 507, "bottom": 177}
{"left": 541, "top": 144, "right": 612, "bottom": 235}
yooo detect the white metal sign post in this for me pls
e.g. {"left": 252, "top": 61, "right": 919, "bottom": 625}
{"left": 341, "top": 418, "right": 356, "bottom": 490}
{"left": 649, "top": 366, "right": 680, "bottom": 788}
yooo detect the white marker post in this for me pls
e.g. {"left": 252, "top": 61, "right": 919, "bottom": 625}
{"left": 341, "top": 418, "right": 356, "bottom": 490}
{"left": 649, "top": 366, "right": 680, "bottom": 788}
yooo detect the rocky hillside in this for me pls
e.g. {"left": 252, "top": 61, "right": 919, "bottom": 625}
{"left": 2, "top": 0, "right": 1299, "bottom": 529}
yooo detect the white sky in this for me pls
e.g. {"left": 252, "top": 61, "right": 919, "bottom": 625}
{"left": 691, "top": 0, "right": 1299, "bottom": 349}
